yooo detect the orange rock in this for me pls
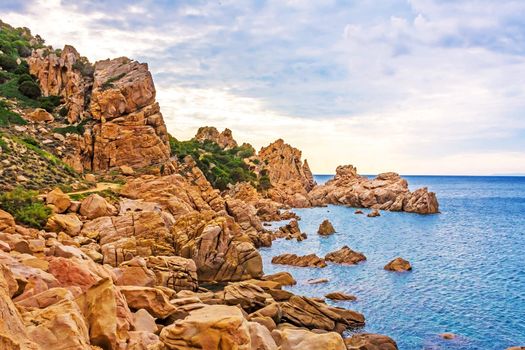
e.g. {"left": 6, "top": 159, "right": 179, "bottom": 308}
{"left": 384, "top": 257, "right": 412, "bottom": 272}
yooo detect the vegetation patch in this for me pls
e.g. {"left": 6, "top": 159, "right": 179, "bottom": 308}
{"left": 0, "top": 187, "right": 51, "bottom": 229}
{"left": 169, "top": 135, "right": 269, "bottom": 191}
{"left": 53, "top": 119, "right": 87, "bottom": 135}
{"left": 0, "top": 100, "right": 27, "bottom": 126}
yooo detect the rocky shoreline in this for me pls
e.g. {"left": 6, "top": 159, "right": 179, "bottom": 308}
{"left": 0, "top": 21, "right": 486, "bottom": 350}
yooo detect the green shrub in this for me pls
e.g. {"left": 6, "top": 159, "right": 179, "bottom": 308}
{"left": 0, "top": 71, "right": 10, "bottom": 84}
{"left": 58, "top": 106, "right": 68, "bottom": 117}
{"left": 0, "top": 102, "right": 27, "bottom": 126}
{"left": 0, "top": 187, "right": 51, "bottom": 229}
{"left": 38, "top": 95, "right": 61, "bottom": 112}
{"left": 169, "top": 135, "right": 258, "bottom": 191}
{"left": 14, "top": 61, "right": 29, "bottom": 75}
{"left": 18, "top": 80, "right": 41, "bottom": 99}
{"left": 53, "top": 120, "right": 86, "bottom": 136}
{"left": 0, "top": 54, "right": 17, "bottom": 71}
{"left": 17, "top": 73, "right": 33, "bottom": 85}
{"left": 258, "top": 174, "right": 272, "bottom": 191}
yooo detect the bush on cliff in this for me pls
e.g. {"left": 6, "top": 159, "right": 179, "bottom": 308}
{"left": 0, "top": 100, "right": 26, "bottom": 126}
{"left": 18, "top": 80, "right": 41, "bottom": 99}
{"left": 0, "top": 54, "right": 17, "bottom": 71}
{"left": 0, "top": 187, "right": 51, "bottom": 229}
{"left": 169, "top": 136, "right": 258, "bottom": 191}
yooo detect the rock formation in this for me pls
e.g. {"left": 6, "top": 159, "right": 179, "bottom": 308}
{"left": 258, "top": 139, "right": 316, "bottom": 207}
{"left": 325, "top": 292, "right": 357, "bottom": 301}
{"left": 344, "top": 333, "right": 398, "bottom": 350}
{"left": 194, "top": 126, "right": 238, "bottom": 149}
{"left": 309, "top": 165, "right": 439, "bottom": 214}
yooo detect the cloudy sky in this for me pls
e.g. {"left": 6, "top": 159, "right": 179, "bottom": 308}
{"left": 3, "top": 0, "right": 525, "bottom": 174}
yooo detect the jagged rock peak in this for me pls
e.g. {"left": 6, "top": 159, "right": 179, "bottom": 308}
{"left": 258, "top": 138, "right": 315, "bottom": 192}
{"left": 28, "top": 45, "right": 93, "bottom": 123}
{"left": 194, "top": 126, "right": 238, "bottom": 149}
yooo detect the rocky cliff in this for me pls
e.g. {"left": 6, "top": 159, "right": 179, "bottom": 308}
{"left": 28, "top": 48, "right": 170, "bottom": 173}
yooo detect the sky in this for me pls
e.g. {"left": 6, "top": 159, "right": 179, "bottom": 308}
{"left": 2, "top": 0, "right": 525, "bottom": 175}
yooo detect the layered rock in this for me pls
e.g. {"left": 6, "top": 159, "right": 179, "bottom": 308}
{"left": 318, "top": 219, "right": 335, "bottom": 236}
{"left": 309, "top": 165, "right": 439, "bottom": 214}
{"left": 194, "top": 126, "right": 238, "bottom": 149}
{"left": 28, "top": 45, "right": 91, "bottom": 123}
{"left": 258, "top": 139, "right": 316, "bottom": 207}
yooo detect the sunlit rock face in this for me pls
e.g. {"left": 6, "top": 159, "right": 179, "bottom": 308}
{"left": 258, "top": 139, "right": 316, "bottom": 208}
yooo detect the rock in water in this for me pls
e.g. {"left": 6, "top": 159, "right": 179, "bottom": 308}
{"left": 309, "top": 165, "right": 439, "bottom": 214}
{"left": 325, "top": 246, "right": 366, "bottom": 265}
{"left": 384, "top": 257, "right": 412, "bottom": 272}
{"left": 367, "top": 209, "right": 381, "bottom": 217}
{"left": 325, "top": 292, "right": 357, "bottom": 301}
{"left": 318, "top": 219, "right": 336, "bottom": 235}
{"left": 271, "top": 253, "right": 327, "bottom": 268}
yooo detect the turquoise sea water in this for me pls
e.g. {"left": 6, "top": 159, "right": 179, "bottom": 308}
{"left": 260, "top": 175, "right": 525, "bottom": 350}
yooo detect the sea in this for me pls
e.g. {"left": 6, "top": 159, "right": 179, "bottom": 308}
{"left": 259, "top": 175, "right": 525, "bottom": 350}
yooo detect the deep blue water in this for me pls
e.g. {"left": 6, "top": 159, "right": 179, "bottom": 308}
{"left": 260, "top": 176, "right": 525, "bottom": 350}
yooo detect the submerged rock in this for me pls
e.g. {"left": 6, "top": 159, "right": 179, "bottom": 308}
{"left": 384, "top": 257, "right": 412, "bottom": 272}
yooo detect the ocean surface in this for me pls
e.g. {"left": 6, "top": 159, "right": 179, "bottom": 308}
{"left": 260, "top": 175, "right": 525, "bottom": 350}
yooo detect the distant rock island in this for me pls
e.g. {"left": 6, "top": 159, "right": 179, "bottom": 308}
{"left": 0, "top": 19, "right": 443, "bottom": 350}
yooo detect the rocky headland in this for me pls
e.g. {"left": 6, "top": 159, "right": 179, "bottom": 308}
{"left": 0, "top": 20, "right": 450, "bottom": 349}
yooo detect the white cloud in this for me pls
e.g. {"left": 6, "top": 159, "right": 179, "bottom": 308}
{"left": 2, "top": 0, "right": 525, "bottom": 175}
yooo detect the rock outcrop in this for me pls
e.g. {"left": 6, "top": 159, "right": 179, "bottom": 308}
{"left": 88, "top": 57, "right": 170, "bottom": 171}
{"left": 194, "top": 126, "right": 238, "bottom": 149}
{"left": 309, "top": 165, "right": 439, "bottom": 214}
{"left": 325, "top": 292, "right": 357, "bottom": 301}
{"left": 28, "top": 45, "right": 91, "bottom": 123}
{"left": 258, "top": 139, "right": 316, "bottom": 207}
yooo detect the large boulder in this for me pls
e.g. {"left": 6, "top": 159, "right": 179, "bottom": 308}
{"left": 22, "top": 299, "right": 91, "bottom": 350}
{"left": 160, "top": 305, "right": 251, "bottom": 349}
{"left": 45, "top": 188, "right": 72, "bottom": 213}
{"left": 79, "top": 194, "right": 117, "bottom": 219}
{"left": 145, "top": 256, "right": 198, "bottom": 292}
{"left": 0, "top": 209, "right": 16, "bottom": 233}
{"left": 46, "top": 213, "right": 83, "bottom": 236}
{"left": 26, "top": 108, "right": 54, "bottom": 123}
{"left": 272, "top": 326, "right": 346, "bottom": 350}
{"left": 119, "top": 286, "right": 177, "bottom": 319}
